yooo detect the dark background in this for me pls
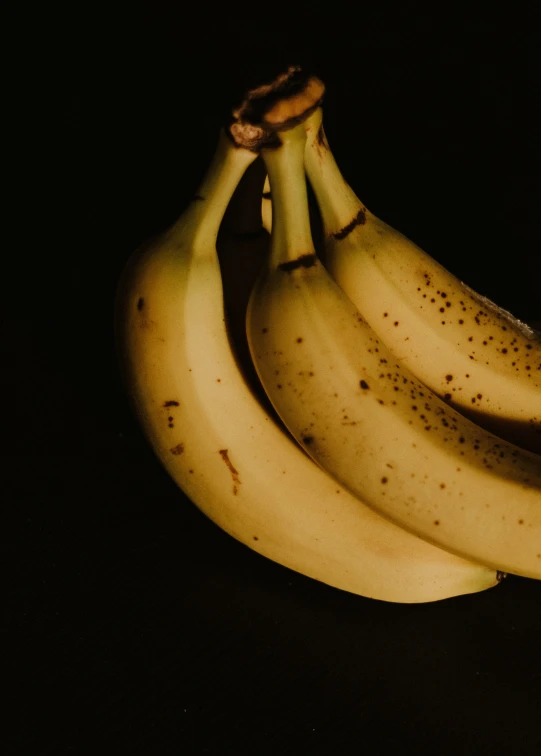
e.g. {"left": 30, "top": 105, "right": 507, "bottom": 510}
{"left": 6, "top": 6, "right": 541, "bottom": 755}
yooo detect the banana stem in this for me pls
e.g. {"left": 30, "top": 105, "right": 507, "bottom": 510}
{"left": 304, "top": 110, "right": 364, "bottom": 237}
{"left": 172, "top": 131, "right": 258, "bottom": 251}
{"left": 262, "top": 124, "right": 316, "bottom": 267}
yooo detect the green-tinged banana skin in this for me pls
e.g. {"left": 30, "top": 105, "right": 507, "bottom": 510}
{"left": 247, "top": 123, "right": 541, "bottom": 580}
{"left": 303, "top": 108, "right": 541, "bottom": 454}
{"left": 115, "top": 130, "right": 500, "bottom": 603}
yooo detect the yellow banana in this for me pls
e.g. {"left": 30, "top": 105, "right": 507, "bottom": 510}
{"left": 246, "top": 119, "right": 541, "bottom": 579}
{"left": 115, "top": 123, "right": 500, "bottom": 603}
{"left": 303, "top": 107, "right": 541, "bottom": 454}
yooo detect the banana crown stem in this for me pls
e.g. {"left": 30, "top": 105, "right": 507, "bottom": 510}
{"left": 262, "top": 125, "right": 316, "bottom": 268}
{"left": 304, "top": 111, "right": 365, "bottom": 237}
{"left": 172, "top": 131, "right": 257, "bottom": 252}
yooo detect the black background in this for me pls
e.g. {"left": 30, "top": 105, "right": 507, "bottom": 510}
{"left": 6, "top": 6, "right": 541, "bottom": 755}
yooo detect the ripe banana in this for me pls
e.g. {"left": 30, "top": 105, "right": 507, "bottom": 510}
{"left": 115, "top": 123, "right": 500, "bottom": 603}
{"left": 302, "top": 107, "right": 541, "bottom": 454}
{"left": 246, "top": 119, "right": 541, "bottom": 579}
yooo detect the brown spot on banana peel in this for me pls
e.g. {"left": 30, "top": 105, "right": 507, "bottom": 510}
{"left": 219, "top": 449, "right": 241, "bottom": 494}
{"left": 278, "top": 254, "right": 317, "bottom": 272}
{"left": 163, "top": 400, "right": 180, "bottom": 407}
{"left": 170, "top": 443, "right": 184, "bottom": 455}
{"left": 333, "top": 209, "right": 367, "bottom": 241}
{"left": 137, "top": 297, "right": 144, "bottom": 311}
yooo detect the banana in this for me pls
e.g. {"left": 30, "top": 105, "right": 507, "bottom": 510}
{"left": 246, "top": 119, "right": 541, "bottom": 580}
{"left": 115, "top": 122, "right": 500, "bottom": 603}
{"left": 301, "top": 107, "right": 541, "bottom": 454}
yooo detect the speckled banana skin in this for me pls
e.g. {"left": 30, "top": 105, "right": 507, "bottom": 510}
{"left": 247, "top": 123, "right": 541, "bottom": 580}
{"left": 115, "top": 130, "right": 500, "bottom": 604}
{"left": 302, "top": 108, "right": 541, "bottom": 454}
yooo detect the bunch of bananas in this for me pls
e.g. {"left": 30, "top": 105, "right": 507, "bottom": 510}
{"left": 115, "top": 67, "right": 541, "bottom": 603}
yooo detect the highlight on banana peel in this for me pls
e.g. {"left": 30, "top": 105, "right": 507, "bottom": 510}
{"left": 115, "top": 65, "right": 541, "bottom": 604}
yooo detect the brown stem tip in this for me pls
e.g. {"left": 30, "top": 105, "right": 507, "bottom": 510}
{"left": 231, "top": 65, "right": 326, "bottom": 132}
{"left": 226, "top": 121, "right": 279, "bottom": 152}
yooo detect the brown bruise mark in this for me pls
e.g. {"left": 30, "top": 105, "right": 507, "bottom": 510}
{"left": 302, "top": 435, "right": 314, "bottom": 445}
{"left": 163, "top": 400, "right": 180, "bottom": 407}
{"left": 171, "top": 443, "right": 184, "bottom": 455}
{"left": 333, "top": 209, "right": 367, "bottom": 240}
{"left": 218, "top": 449, "right": 241, "bottom": 494}
{"left": 296, "top": 337, "right": 303, "bottom": 343}
{"left": 137, "top": 297, "right": 144, "bottom": 311}
{"left": 278, "top": 254, "right": 317, "bottom": 272}
{"left": 434, "top": 520, "right": 440, "bottom": 526}
{"left": 253, "top": 535, "right": 259, "bottom": 541}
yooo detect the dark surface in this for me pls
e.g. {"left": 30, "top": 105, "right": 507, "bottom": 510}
{"left": 7, "top": 9, "right": 541, "bottom": 755}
